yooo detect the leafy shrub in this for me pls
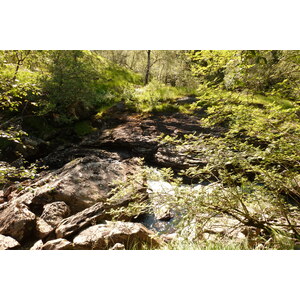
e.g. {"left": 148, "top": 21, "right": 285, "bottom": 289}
{"left": 0, "top": 65, "right": 42, "bottom": 112}
{"left": 41, "top": 51, "right": 142, "bottom": 123}
{"left": 148, "top": 87, "right": 300, "bottom": 249}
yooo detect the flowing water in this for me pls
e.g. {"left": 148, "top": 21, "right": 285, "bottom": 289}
{"left": 136, "top": 169, "right": 220, "bottom": 235}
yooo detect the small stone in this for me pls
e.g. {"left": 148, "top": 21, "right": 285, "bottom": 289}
{"left": 154, "top": 205, "right": 174, "bottom": 221}
{"left": 255, "top": 244, "right": 264, "bottom": 250}
{"left": 41, "top": 238, "right": 74, "bottom": 250}
{"left": 236, "top": 232, "right": 246, "bottom": 240}
{"left": 41, "top": 202, "right": 71, "bottom": 228}
{"left": 0, "top": 234, "right": 20, "bottom": 250}
{"left": 161, "top": 233, "right": 177, "bottom": 243}
{"left": 30, "top": 240, "right": 44, "bottom": 250}
{"left": 35, "top": 217, "right": 53, "bottom": 239}
{"left": 109, "top": 243, "right": 125, "bottom": 250}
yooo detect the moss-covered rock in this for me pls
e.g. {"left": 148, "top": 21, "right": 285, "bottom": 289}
{"left": 74, "top": 120, "right": 96, "bottom": 137}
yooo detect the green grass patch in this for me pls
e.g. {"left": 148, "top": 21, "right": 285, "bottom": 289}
{"left": 126, "top": 80, "right": 196, "bottom": 113}
{"left": 254, "top": 94, "right": 295, "bottom": 109}
{"left": 151, "top": 103, "right": 180, "bottom": 113}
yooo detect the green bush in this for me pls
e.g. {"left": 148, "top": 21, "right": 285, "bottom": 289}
{"left": 148, "top": 87, "right": 300, "bottom": 249}
{"left": 40, "top": 51, "right": 142, "bottom": 123}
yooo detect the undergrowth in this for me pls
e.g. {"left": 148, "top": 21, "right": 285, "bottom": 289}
{"left": 126, "top": 80, "right": 195, "bottom": 112}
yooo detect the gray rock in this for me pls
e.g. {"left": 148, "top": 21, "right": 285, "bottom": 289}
{"left": 81, "top": 121, "right": 158, "bottom": 157}
{"left": 161, "top": 233, "right": 177, "bottom": 243}
{"left": 153, "top": 205, "right": 174, "bottom": 221}
{"left": 55, "top": 183, "right": 148, "bottom": 240}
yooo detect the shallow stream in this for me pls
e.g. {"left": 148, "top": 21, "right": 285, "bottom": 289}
{"left": 135, "top": 171, "right": 218, "bottom": 235}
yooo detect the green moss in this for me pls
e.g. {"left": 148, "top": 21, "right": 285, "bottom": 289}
{"left": 94, "top": 103, "right": 115, "bottom": 119}
{"left": 151, "top": 103, "right": 180, "bottom": 113}
{"left": 74, "top": 120, "right": 96, "bottom": 136}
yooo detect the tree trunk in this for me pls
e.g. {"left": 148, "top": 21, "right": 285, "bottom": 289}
{"left": 144, "top": 50, "right": 151, "bottom": 85}
{"left": 12, "top": 50, "right": 31, "bottom": 82}
{"left": 12, "top": 62, "right": 21, "bottom": 82}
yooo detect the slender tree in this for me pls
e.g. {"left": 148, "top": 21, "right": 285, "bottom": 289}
{"left": 144, "top": 50, "right": 151, "bottom": 85}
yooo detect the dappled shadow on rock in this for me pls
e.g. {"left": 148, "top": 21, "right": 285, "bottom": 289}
{"left": 5, "top": 155, "right": 144, "bottom": 215}
{"left": 0, "top": 97, "right": 230, "bottom": 250}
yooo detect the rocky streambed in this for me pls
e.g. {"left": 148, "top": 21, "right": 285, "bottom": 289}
{"left": 0, "top": 98, "right": 258, "bottom": 250}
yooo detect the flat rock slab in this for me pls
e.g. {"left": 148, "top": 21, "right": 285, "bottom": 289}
{"left": 43, "top": 147, "right": 124, "bottom": 169}
{"left": 55, "top": 202, "right": 110, "bottom": 239}
{"left": 154, "top": 144, "right": 208, "bottom": 170}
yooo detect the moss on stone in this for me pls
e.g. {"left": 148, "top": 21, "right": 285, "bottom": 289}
{"left": 74, "top": 121, "right": 96, "bottom": 136}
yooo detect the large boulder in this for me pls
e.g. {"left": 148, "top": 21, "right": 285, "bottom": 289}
{"left": 0, "top": 202, "right": 36, "bottom": 242}
{"left": 9, "top": 155, "right": 143, "bottom": 214}
{"left": 73, "top": 221, "right": 161, "bottom": 250}
{"left": 0, "top": 234, "right": 20, "bottom": 250}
